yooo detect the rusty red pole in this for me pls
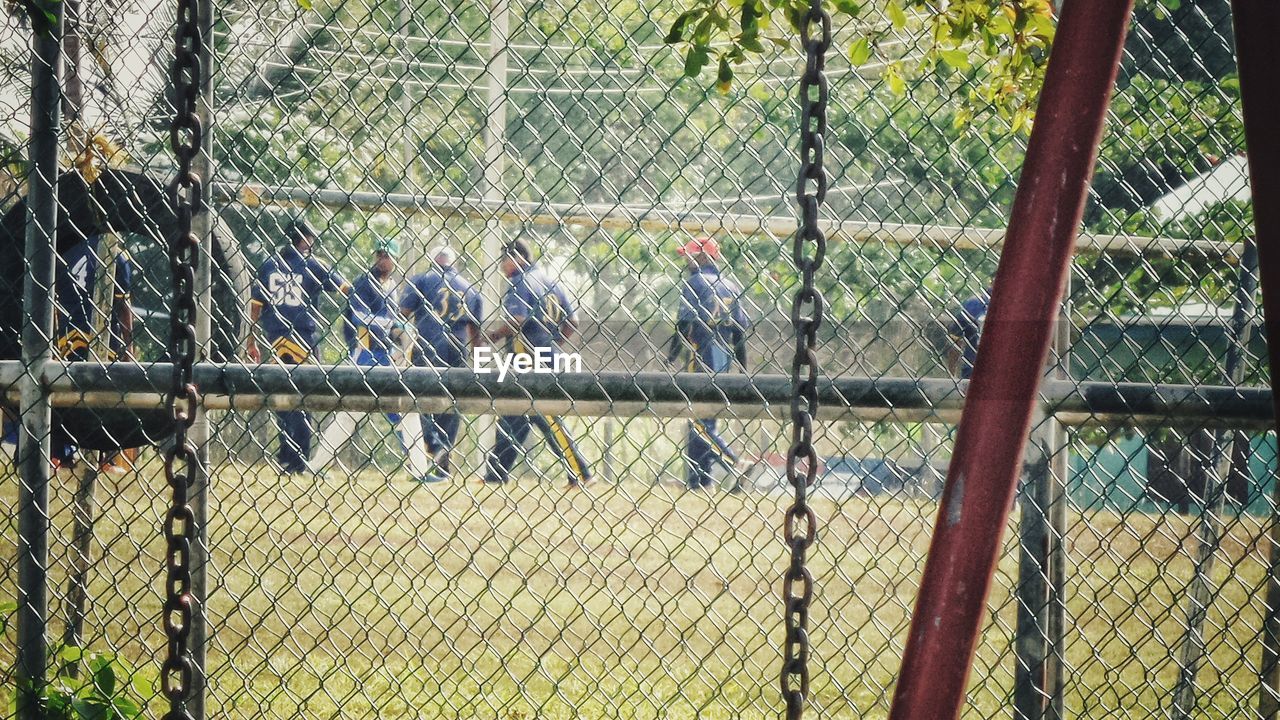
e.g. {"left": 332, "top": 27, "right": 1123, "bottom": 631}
{"left": 1230, "top": 2, "right": 1280, "bottom": 718}
{"left": 887, "top": 1, "right": 1133, "bottom": 718}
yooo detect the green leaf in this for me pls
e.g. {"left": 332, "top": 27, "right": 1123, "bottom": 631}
{"left": 715, "top": 56, "right": 733, "bottom": 93}
{"left": 111, "top": 697, "right": 141, "bottom": 720}
{"left": 1027, "top": 13, "right": 1055, "bottom": 41}
{"left": 683, "top": 45, "right": 710, "bottom": 76}
{"left": 71, "top": 698, "right": 109, "bottom": 720}
{"left": 692, "top": 15, "right": 715, "bottom": 44}
{"left": 832, "top": 0, "right": 861, "bottom": 16}
{"left": 886, "top": 0, "right": 906, "bottom": 29}
{"left": 296, "top": 0, "right": 312, "bottom": 10}
{"left": 91, "top": 659, "right": 116, "bottom": 698}
{"left": 20, "top": 0, "right": 62, "bottom": 37}
{"left": 129, "top": 674, "right": 153, "bottom": 698}
{"left": 710, "top": 6, "right": 730, "bottom": 30}
{"left": 847, "top": 38, "right": 872, "bottom": 66}
{"left": 60, "top": 646, "right": 85, "bottom": 663}
{"left": 739, "top": 0, "right": 758, "bottom": 35}
{"left": 664, "top": 10, "right": 696, "bottom": 44}
{"left": 938, "top": 48, "right": 970, "bottom": 70}
{"left": 885, "top": 62, "right": 905, "bottom": 94}
{"left": 740, "top": 34, "right": 765, "bottom": 53}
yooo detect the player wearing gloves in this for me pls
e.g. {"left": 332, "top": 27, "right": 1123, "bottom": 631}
{"left": 665, "top": 236, "right": 755, "bottom": 491}
{"left": 482, "top": 239, "right": 592, "bottom": 488}
{"left": 247, "top": 218, "right": 350, "bottom": 476}
{"left": 400, "top": 244, "right": 482, "bottom": 481}
{"left": 310, "top": 239, "right": 435, "bottom": 482}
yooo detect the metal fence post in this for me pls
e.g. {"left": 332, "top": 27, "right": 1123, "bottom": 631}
{"left": 1047, "top": 278, "right": 1070, "bottom": 720}
{"left": 1170, "top": 237, "right": 1258, "bottom": 719}
{"left": 1014, "top": 408, "right": 1051, "bottom": 720}
{"left": 887, "top": 0, "right": 1133, "bottom": 716}
{"left": 16, "top": 13, "right": 62, "bottom": 720}
{"left": 1014, "top": 289, "right": 1070, "bottom": 720}
{"left": 475, "top": 0, "right": 509, "bottom": 474}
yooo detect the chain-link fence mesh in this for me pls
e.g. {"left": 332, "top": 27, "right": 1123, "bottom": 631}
{"left": 0, "top": 0, "right": 1273, "bottom": 717}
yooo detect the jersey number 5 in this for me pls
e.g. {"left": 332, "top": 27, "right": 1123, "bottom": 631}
{"left": 268, "top": 273, "right": 305, "bottom": 307}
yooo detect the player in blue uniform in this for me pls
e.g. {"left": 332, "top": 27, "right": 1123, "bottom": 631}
{"left": 482, "top": 239, "right": 592, "bottom": 487}
{"left": 56, "top": 234, "right": 135, "bottom": 362}
{"left": 665, "top": 236, "right": 753, "bottom": 490}
{"left": 51, "top": 234, "right": 137, "bottom": 467}
{"left": 947, "top": 291, "right": 989, "bottom": 380}
{"left": 400, "top": 245, "right": 482, "bottom": 480}
{"left": 246, "top": 219, "right": 350, "bottom": 475}
{"left": 311, "top": 240, "right": 435, "bottom": 481}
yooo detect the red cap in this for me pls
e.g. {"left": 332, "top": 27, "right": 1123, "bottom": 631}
{"left": 676, "top": 236, "right": 721, "bottom": 260}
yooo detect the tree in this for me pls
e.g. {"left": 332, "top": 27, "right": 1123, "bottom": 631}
{"left": 664, "top": 0, "right": 1055, "bottom": 122}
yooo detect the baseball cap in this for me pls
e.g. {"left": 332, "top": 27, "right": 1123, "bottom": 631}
{"left": 286, "top": 217, "right": 318, "bottom": 246}
{"left": 502, "top": 238, "right": 532, "bottom": 263}
{"left": 375, "top": 238, "right": 401, "bottom": 257}
{"left": 676, "top": 236, "right": 721, "bottom": 260}
{"left": 430, "top": 244, "right": 458, "bottom": 265}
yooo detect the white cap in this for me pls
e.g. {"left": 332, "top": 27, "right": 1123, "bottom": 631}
{"left": 430, "top": 245, "right": 457, "bottom": 266}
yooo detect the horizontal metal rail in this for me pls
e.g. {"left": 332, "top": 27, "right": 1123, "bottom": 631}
{"left": 214, "top": 181, "right": 1237, "bottom": 258}
{"left": 0, "top": 361, "right": 1271, "bottom": 428}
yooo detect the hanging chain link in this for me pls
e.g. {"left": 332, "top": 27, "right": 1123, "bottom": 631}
{"left": 163, "top": 0, "right": 204, "bottom": 714}
{"left": 782, "top": 0, "right": 829, "bottom": 717}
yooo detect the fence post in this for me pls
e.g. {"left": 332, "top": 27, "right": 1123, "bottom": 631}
{"left": 475, "top": 0, "right": 509, "bottom": 475}
{"left": 1014, "top": 408, "right": 1051, "bottom": 720}
{"left": 1047, "top": 278, "right": 1071, "bottom": 720}
{"left": 58, "top": 0, "right": 93, "bottom": 668}
{"left": 1015, "top": 283, "right": 1072, "bottom": 720}
{"left": 16, "top": 11, "right": 62, "bottom": 720}
{"left": 887, "top": 0, "right": 1133, "bottom": 715}
{"left": 1169, "top": 243, "right": 1256, "bottom": 718}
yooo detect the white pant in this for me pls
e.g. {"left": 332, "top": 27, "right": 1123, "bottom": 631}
{"left": 311, "top": 411, "right": 431, "bottom": 479}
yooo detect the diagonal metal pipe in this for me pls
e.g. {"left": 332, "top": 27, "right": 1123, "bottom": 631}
{"left": 887, "top": 0, "right": 1136, "bottom": 717}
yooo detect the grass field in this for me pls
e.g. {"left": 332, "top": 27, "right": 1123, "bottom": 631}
{"left": 0, "top": 452, "right": 1274, "bottom": 719}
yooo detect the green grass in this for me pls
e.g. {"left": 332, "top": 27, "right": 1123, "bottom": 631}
{"left": 0, "top": 454, "right": 1274, "bottom": 719}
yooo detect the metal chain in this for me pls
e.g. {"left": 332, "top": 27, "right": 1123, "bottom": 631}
{"left": 163, "top": 0, "right": 204, "bottom": 713}
{"left": 782, "top": 0, "right": 829, "bottom": 717}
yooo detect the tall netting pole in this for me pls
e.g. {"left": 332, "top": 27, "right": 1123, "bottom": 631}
{"left": 1231, "top": 1, "right": 1280, "bottom": 717}
{"left": 15, "top": 10, "right": 62, "bottom": 720}
{"left": 887, "top": 1, "right": 1134, "bottom": 717}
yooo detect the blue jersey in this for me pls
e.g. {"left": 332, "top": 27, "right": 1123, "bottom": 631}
{"left": 677, "top": 266, "right": 749, "bottom": 373}
{"left": 251, "top": 246, "right": 348, "bottom": 346}
{"left": 503, "top": 265, "right": 575, "bottom": 353}
{"left": 343, "top": 271, "right": 402, "bottom": 355}
{"left": 949, "top": 295, "right": 988, "bottom": 380}
{"left": 401, "top": 267, "right": 482, "bottom": 363}
{"left": 55, "top": 235, "right": 134, "bottom": 358}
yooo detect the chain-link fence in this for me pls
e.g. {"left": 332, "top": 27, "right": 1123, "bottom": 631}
{"left": 0, "top": 0, "right": 1274, "bottom": 717}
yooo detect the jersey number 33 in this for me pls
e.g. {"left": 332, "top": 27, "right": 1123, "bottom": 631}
{"left": 268, "top": 272, "right": 305, "bottom": 307}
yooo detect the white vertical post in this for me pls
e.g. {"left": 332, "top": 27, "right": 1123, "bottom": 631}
{"left": 472, "top": 0, "right": 510, "bottom": 473}
{"left": 399, "top": 0, "right": 414, "bottom": 177}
